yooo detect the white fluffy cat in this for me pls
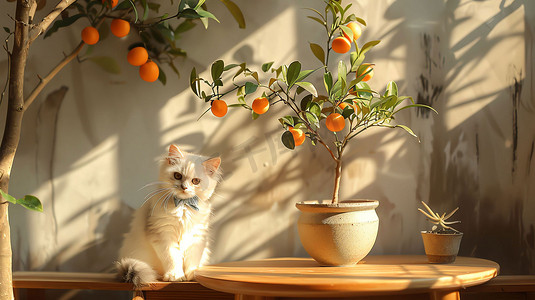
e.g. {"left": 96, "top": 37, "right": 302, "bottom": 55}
{"left": 116, "top": 144, "right": 221, "bottom": 287}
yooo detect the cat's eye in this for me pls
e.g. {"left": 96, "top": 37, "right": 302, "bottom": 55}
{"left": 173, "top": 172, "right": 183, "bottom": 180}
{"left": 192, "top": 178, "right": 201, "bottom": 185}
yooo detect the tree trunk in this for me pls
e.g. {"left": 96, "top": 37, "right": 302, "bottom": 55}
{"left": 0, "top": 0, "right": 32, "bottom": 298}
{"left": 331, "top": 158, "right": 342, "bottom": 204}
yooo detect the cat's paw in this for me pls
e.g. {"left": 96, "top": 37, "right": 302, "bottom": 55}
{"left": 184, "top": 269, "right": 196, "bottom": 281}
{"left": 162, "top": 270, "right": 186, "bottom": 282}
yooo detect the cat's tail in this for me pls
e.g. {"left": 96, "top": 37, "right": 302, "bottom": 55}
{"left": 115, "top": 257, "right": 158, "bottom": 288}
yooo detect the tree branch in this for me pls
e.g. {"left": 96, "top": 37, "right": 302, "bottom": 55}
{"left": 29, "top": 0, "right": 77, "bottom": 44}
{"left": 23, "top": 41, "right": 84, "bottom": 111}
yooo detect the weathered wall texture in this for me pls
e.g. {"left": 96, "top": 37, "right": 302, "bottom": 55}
{"left": 0, "top": 0, "right": 533, "bottom": 296}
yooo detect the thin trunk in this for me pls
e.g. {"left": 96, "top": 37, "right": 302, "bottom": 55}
{"left": 331, "top": 158, "right": 342, "bottom": 204}
{"left": 0, "top": 0, "right": 32, "bottom": 298}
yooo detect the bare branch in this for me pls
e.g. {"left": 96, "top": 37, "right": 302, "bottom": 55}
{"left": 29, "top": 0, "right": 77, "bottom": 44}
{"left": 23, "top": 41, "right": 84, "bottom": 111}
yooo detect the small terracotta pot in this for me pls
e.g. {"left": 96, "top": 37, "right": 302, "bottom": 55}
{"left": 421, "top": 231, "right": 463, "bottom": 263}
{"left": 296, "top": 200, "right": 379, "bottom": 266}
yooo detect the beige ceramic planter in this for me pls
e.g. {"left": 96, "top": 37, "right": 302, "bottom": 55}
{"left": 296, "top": 200, "right": 379, "bottom": 266}
{"left": 421, "top": 231, "right": 463, "bottom": 263}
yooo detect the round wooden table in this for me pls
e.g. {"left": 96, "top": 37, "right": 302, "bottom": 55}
{"left": 195, "top": 255, "right": 499, "bottom": 300}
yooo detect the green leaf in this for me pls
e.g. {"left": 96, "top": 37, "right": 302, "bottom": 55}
{"left": 339, "top": 25, "right": 353, "bottom": 41}
{"left": 281, "top": 131, "right": 295, "bottom": 150}
{"left": 179, "top": 0, "right": 199, "bottom": 11}
{"left": 304, "top": 7, "right": 325, "bottom": 20}
{"left": 395, "top": 124, "right": 418, "bottom": 138}
{"left": 211, "top": 60, "right": 224, "bottom": 81}
{"left": 341, "top": 105, "right": 355, "bottom": 118}
{"left": 300, "top": 94, "right": 313, "bottom": 111}
{"left": 141, "top": 0, "right": 149, "bottom": 21}
{"left": 3, "top": 27, "right": 10, "bottom": 34}
{"left": 0, "top": 190, "right": 16, "bottom": 205}
{"left": 385, "top": 81, "right": 398, "bottom": 97}
{"left": 88, "top": 56, "right": 121, "bottom": 74}
{"left": 262, "top": 61, "right": 274, "bottom": 72}
{"left": 128, "top": 0, "right": 139, "bottom": 23}
{"left": 219, "top": 0, "right": 246, "bottom": 28}
{"left": 168, "top": 48, "right": 187, "bottom": 57}
{"left": 44, "top": 14, "right": 84, "bottom": 38}
{"left": 194, "top": 0, "right": 206, "bottom": 9}
{"left": 393, "top": 103, "right": 438, "bottom": 115}
{"left": 196, "top": 8, "right": 220, "bottom": 23}
{"left": 295, "top": 69, "right": 316, "bottom": 83}
{"left": 295, "top": 82, "right": 317, "bottom": 97}
{"left": 307, "top": 16, "right": 325, "bottom": 26}
{"left": 252, "top": 111, "right": 260, "bottom": 120}
{"left": 356, "top": 17, "right": 367, "bottom": 26}
{"left": 175, "top": 20, "right": 196, "bottom": 35}
{"left": 244, "top": 82, "right": 258, "bottom": 94}
{"left": 307, "top": 101, "right": 321, "bottom": 117}
{"left": 155, "top": 23, "right": 175, "bottom": 42}
{"left": 309, "top": 43, "right": 325, "bottom": 65}
{"left": 360, "top": 40, "right": 380, "bottom": 56}
{"left": 18, "top": 195, "right": 43, "bottom": 212}
{"left": 223, "top": 63, "right": 240, "bottom": 71}
{"left": 324, "top": 71, "right": 333, "bottom": 93}
{"left": 0, "top": 190, "right": 43, "bottom": 212}
{"left": 190, "top": 67, "right": 199, "bottom": 96}
{"left": 180, "top": 8, "right": 202, "bottom": 18}
{"left": 251, "top": 71, "right": 259, "bottom": 83}
{"left": 115, "top": 0, "right": 132, "bottom": 10}
{"left": 305, "top": 111, "right": 320, "bottom": 128}
{"left": 337, "top": 60, "right": 348, "bottom": 93}
{"left": 278, "top": 115, "right": 295, "bottom": 127}
{"left": 286, "top": 61, "right": 301, "bottom": 87}
{"left": 158, "top": 67, "right": 167, "bottom": 85}
{"left": 351, "top": 53, "right": 365, "bottom": 72}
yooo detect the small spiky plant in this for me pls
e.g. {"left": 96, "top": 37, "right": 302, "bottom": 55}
{"left": 418, "top": 201, "right": 461, "bottom": 234}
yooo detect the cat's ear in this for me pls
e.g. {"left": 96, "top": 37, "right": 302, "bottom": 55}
{"left": 203, "top": 157, "right": 221, "bottom": 177}
{"left": 167, "top": 144, "right": 185, "bottom": 164}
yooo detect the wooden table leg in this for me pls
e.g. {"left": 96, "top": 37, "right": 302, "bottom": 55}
{"left": 133, "top": 290, "right": 145, "bottom": 300}
{"left": 430, "top": 290, "right": 460, "bottom": 300}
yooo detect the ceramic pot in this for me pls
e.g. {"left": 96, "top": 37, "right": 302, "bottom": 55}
{"left": 296, "top": 200, "right": 379, "bottom": 266}
{"left": 421, "top": 231, "right": 463, "bottom": 263}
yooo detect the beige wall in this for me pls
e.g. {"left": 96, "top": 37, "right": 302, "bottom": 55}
{"left": 1, "top": 0, "right": 533, "bottom": 286}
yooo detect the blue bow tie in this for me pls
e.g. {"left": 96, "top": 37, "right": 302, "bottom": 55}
{"left": 174, "top": 195, "right": 200, "bottom": 211}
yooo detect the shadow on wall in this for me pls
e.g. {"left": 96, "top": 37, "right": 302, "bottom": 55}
{"left": 9, "top": 1, "right": 534, "bottom": 292}
{"left": 381, "top": 0, "right": 534, "bottom": 274}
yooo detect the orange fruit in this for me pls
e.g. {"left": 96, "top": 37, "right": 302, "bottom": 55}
{"left": 110, "top": 19, "right": 130, "bottom": 37}
{"left": 127, "top": 47, "right": 149, "bottom": 66}
{"left": 211, "top": 99, "right": 228, "bottom": 118}
{"left": 252, "top": 97, "right": 269, "bottom": 114}
{"left": 139, "top": 61, "right": 159, "bottom": 82}
{"left": 288, "top": 127, "right": 305, "bottom": 146}
{"left": 346, "top": 22, "right": 362, "bottom": 41}
{"left": 357, "top": 64, "right": 374, "bottom": 82}
{"left": 331, "top": 36, "right": 351, "bottom": 54}
{"left": 325, "top": 113, "right": 345, "bottom": 132}
{"left": 102, "top": 0, "right": 118, "bottom": 8}
{"left": 81, "top": 26, "right": 99, "bottom": 45}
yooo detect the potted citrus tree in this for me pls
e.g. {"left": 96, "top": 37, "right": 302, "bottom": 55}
{"left": 190, "top": 0, "right": 435, "bottom": 266}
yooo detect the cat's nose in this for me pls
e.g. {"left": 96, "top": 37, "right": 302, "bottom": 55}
{"left": 181, "top": 183, "right": 188, "bottom": 190}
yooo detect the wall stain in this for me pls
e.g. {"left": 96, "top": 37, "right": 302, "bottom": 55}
{"left": 528, "top": 139, "right": 534, "bottom": 176}
{"left": 417, "top": 33, "right": 444, "bottom": 118}
{"left": 510, "top": 70, "right": 523, "bottom": 175}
